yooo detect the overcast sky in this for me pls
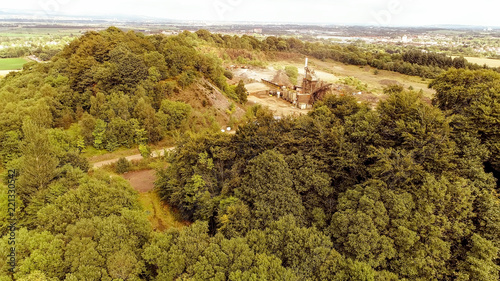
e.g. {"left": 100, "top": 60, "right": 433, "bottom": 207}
{"left": 1, "top": 0, "right": 499, "bottom": 27}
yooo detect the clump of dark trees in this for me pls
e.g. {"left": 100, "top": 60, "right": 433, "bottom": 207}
{"left": 157, "top": 69, "right": 500, "bottom": 280}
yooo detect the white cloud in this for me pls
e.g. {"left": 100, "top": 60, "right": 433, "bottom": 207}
{"left": 1, "top": 0, "right": 500, "bottom": 26}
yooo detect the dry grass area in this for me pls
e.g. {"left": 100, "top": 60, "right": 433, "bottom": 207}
{"left": 464, "top": 57, "right": 500, "bottom": 68}
{"left": 292, "top": 58, "right": 435, "bottom": 99}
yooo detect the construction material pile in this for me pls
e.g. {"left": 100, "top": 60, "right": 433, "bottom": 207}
{"left": 272, "top": 70, "right": 293, "bottom": 88}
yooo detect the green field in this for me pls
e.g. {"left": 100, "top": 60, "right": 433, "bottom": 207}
{"left": 0, "top": 58, "right": 29, "bottom": 70}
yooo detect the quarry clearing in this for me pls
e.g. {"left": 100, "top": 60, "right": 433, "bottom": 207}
{"left": 232, "top": 57, "right": 435, "bottom": 112}
{"left": 246, "top": 85, "right": 309, "bottom": 116}
{"left": 235, "top": 67, "right": 311, "bottom": 116}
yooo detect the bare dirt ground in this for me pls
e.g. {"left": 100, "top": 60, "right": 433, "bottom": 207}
{"left": 233, "top": 68, "right": 310, "bottom": 116}
{"left": 122, "top": 169, "right": 156, "bottom": 192}
{"left": 247, "top": 91, "right": 309, "bottom": 116}
{"left": 245, "top": 82, "right": 271, "bottom": 92}
{"left": 232, "top": 67, "right": 276, "bottom": 82}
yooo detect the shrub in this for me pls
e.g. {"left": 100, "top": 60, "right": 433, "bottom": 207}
{"left": 224, "top": 70, "right": 234, "bottom": 79}
{"left": 139, "top": 144, "right": 151, "bottom": 159}
{"left": 116, "top": 157, "right": 130, "bottom": 174}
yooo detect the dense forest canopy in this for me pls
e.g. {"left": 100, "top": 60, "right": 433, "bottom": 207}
{"left": 0, "top": 27, "right": 244, "bottom": 162}
{"left": 0, "top": 27, "right": 499, "bottom": 280}
{"left": 155, "top": 88, "right": 500, "bottom": 280}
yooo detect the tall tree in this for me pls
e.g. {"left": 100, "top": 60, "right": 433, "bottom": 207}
{"left": 17, "top": 120, "right": 59, "bottom": 201}
{"left": 236, "top": 150, "right": 304, "bottom": 229}
{"left": 235, "top": 80, "right": 247, "bottom": 103}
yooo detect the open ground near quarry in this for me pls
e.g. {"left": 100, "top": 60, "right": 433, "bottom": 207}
{"left": 235, "top": 57, "right": 435, "bottom": 113}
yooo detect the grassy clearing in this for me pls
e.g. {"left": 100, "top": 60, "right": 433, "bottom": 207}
{"left": 138, "top": 190, "right": 188, "bottom": 232}
{"left": 0, "top": 58, "right": 28, "bottom": 70}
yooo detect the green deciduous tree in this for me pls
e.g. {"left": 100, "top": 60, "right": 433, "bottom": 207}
{"left": 235, "top": 80, "right": 247, "bottom": 103}
{"left": 458, "top": 233, "right": 500, "bottom": 281}
{"left": 92, "top": 119, "right": 107, "bottom": 150}
{"left": 431, "top": 68, "right": 500, "bottom": 173}
{"left": 157, "top": 99, "right": 192, "bottom": 131}
{"left": 236, "top": 150, "right": 304, "bottom": 229}
{"left": 36, "top": 172, "right": 141, "bottom": 233}
{"left": 0, "top": 228, "right": 65, "bottom": 280}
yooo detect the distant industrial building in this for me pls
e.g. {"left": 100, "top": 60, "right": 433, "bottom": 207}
{"left": 263, "top": 58, "right": 332, "bottom": 109}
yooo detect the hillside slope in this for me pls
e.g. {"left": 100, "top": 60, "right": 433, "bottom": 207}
{"left": 0, "top": 27, "right": 244, "bottom": 165}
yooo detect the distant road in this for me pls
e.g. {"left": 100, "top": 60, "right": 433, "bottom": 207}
{"left": 92, "top": 147, "right": 175, "bottom": 169}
